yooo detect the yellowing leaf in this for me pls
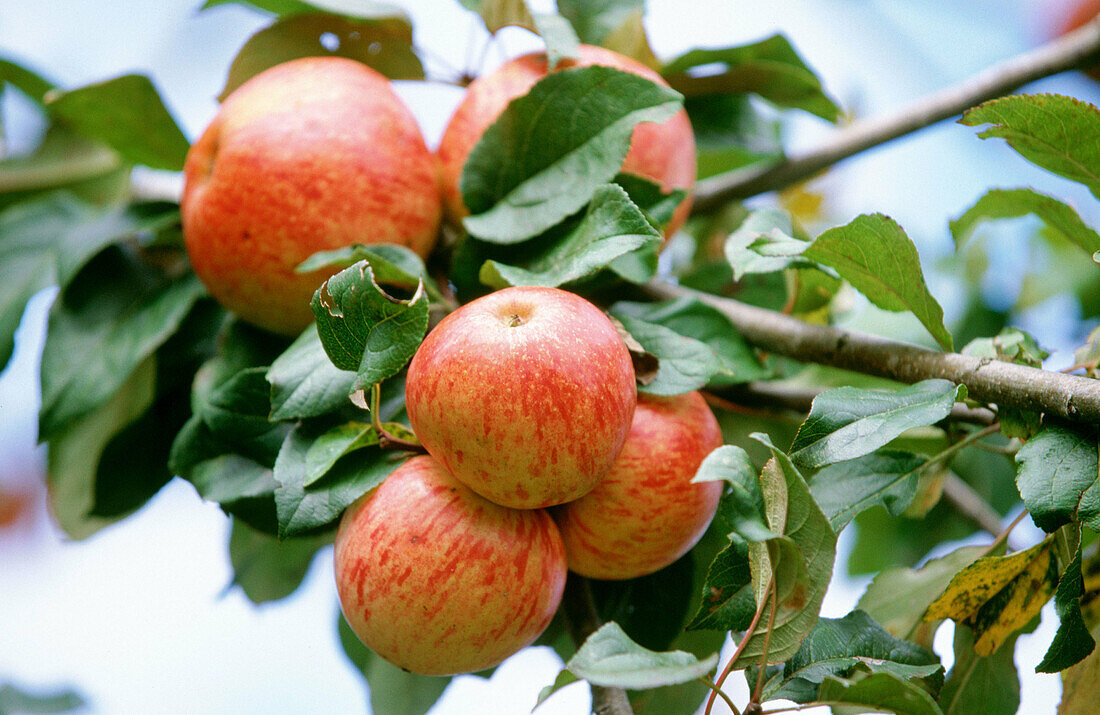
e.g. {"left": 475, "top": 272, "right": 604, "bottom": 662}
{"left": 925, "top": 538, "right": 1058, "bottom": 656}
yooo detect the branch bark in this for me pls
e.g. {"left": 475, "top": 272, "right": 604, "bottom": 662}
{"left": 646, "top": 281, "right": 1100, "bottom": 423}
{"left": 562, "top": 575, "right": 634, "bottom": 715}
{"left": 691, "top": 17, "right": 1100, "bottom": 210}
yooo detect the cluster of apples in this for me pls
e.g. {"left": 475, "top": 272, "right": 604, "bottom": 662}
{"left": 180, "top": 44, "right": 714, "bottom": 676}
{"left": 335, "top": 286, "right": 724, "bottom": 675}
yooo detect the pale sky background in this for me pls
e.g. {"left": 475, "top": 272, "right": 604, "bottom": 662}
{"left": 2, "top": 1, "right": 1099, "bottom": 713}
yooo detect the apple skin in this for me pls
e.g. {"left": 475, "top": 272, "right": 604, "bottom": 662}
{"left": 437, "top": 44, "right": 696, "bottom": 237}
{"left": 334, "top": 455, "right": 567, "bottom": 676}
{"left": 181, "top": 57, "right": 442, "bottom": 336}
{"left": 552, "top": 391, "right": 723, "bottom": 580}
{"left": 405, "top": 286, "right": 637, "bottom": 510}
{"left": 1058, "top": 0, "right": 1100, "bottom": 80}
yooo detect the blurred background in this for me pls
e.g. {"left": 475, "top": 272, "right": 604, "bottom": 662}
{"left": 2, "top": 0, "right": 1099, "bottom": 712}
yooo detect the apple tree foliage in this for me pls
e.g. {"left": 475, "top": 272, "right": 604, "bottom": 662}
{"left": 2, "top": 1, "right": 1100, "bottom": 713}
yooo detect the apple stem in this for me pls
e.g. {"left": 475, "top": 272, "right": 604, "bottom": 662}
{"left": 561, "top": 575, "right": 634, "bottom": 715}
{"left": 369, "top": 383, "right": 428, "bottom": 454}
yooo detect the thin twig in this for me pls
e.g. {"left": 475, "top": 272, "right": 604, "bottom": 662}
{"left": 561, "top": 575, "right": 633, "bottom": 715}
{"left": 983, "top": 509, "right": 1030, "bottom": 556}
{"left": 943, "top": 471, "right": 1005, "bottom": 537}
{"left": 646, "top": 282, "right": 1100, "bottom": 424}
{"left": 691, "top": 17, "right": 1100, "bottom": 209}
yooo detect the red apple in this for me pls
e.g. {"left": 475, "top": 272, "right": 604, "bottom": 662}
{"left": 437, "top": 44, "right": 696, "bottom": 237}
{"left": 552, "top": 391, "right": 723, "bottom": 580}
{"left": 405, "top": 286, "right": 637, "bottom": 509}
{"left": 334, "top": 455, "right": 567, "bottom": 675}
{"left": 181, "top": 57, "right": 442, "bottom": 335}
{"left": 1057, "top": 0, "right": 1100, "bottom": 80}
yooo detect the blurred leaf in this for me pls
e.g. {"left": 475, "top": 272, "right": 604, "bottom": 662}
{"left": 338, "top": 613, "right": 451, "bottom": 715}
{"left": 0, "top": 55, "right": 56, "bottom": 104}
{"left": 46, "top": 357, "right": 156, "bottom": 539}
{"left": 858, "top": 545, "right": 986, "bottom": 640}
{"left": 1037, "top": 548, "right": 1095, "bottom": 672}
{"left": 39, "top": 251, "right": 204, "bottom": 441}
{"left": 229, "top": 518, "right": 329, "bottom": 603}
{"left": 662, "top": 34, "right": 840, "bottom": 121}
{"left": 1059, "top": 625, "right": 1100, "bottom": 715}
{"left": 459, "top": 1, "right": 579, "bottom": 67}
{"left": 805, "top": 214, "right": 953, "bottom": 350}
{"left": 789, "top": 380, "right": 959, "bottom": 470}
{"left": 267, "top": 325, "right": 356, "bottom": 420}
{"left": 731, "top": 434, "right": 836, "bottom": 668}
{"left": 480, "top": 184, "right": 660, "bottom": 288}
{"left": 600, "top": 9, "right": 659, "bottom": 70}
{"left": 0, "top": 127, "right": 128, "bottom": 209}
{"left": 1015, "top": 424, "right": 1100, "bottom": 533}
{"left": 0, "top": 682, "right": 85, "bottom": 714}
{"left": 752, "top": 610, "right": 943, "bottom": 704}
{"left": 46, "top": 74, "right": 189, "bottom": 171}
{"left": 204, "top": 0, "right": 410, "bottom": 21}
{"left": 816, "top": 672, "right": 944, "bottom": 715}
{"left": 611, "top": 313, "right": 722, "bottom": 395}
{"left": 938, "top": 626, "right": 1020, "bottom": 715}
{"left": 557, "top": 0, "right": 642, "bottom": 45}
{"left": 960, "top": 94, "right": 1100, "bottom": 199}
{"left": 951, "top": 188, "right": 1100, "bottom": 257}
{"left": 611, "top": 297, "right": 767, "bottom": 384}
{"left": 925, "top": 538, "right": 1057, "bottom": 656}
{"left": 724, "top": 208, "right": 809, "bottom": 280}
{"left": 686, "top": 94, "right": 783, "bottom": 179}
{"left": 461, "top": 65, "right": 682, "bottom": 243}
{"left": 219, "top": 12, "right": 422, "bottom": 99}
{"left": 590, "top": 552, "right": 696, "bottom": 652}
{"left": 564, "top": 622, "right": 718, "bottom": 690}
{"left": 692, "top": 445, "right": 775, "bottom": 542}
{"left": 809, "top": 450, "right": 928, "bottom": 532}
{"left": 274, "top": 434, "right": 405, "bottom": 538}
{"left": 311, "top": 260, "right": 429, "bottom": 390}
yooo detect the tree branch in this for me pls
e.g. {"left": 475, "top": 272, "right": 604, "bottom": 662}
{"left": 561, "top": 575, "right": 633, "bottom": 715}
{"left": 646, "top": 281, "right": 1100, "bottom": 423}
{"left": 943, "top": 472, "right": 1005, "bottom": 537}
{"left": 691, "top": 17, "right": 1100, "bottom": 209}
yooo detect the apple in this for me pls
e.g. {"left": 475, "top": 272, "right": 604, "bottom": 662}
{"left": 552, "top": 391, "right": 723, "bottom": 580}
{"left": 334, "top": 455, "right": 567, "bottom": 675}
{"left": 1057, "top": 0, "right": 1100, "bottom": 80}
{"left": 405, "top": 286, "right": 637, "bottom": 510}
{"left": 181, "top": 57, "right": 442, "bottom": 336}
{"left": 436, "top": 44, "right": 696, "bottom": 237}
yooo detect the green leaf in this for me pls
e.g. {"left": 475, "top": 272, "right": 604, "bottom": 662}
{"left": 809, "top": 450, "right": 929, "bottom": 532}
{"left": 311, "top": 260, "right": 429, "bottom": 390}
{"left": 228, "top": 518, "right": 329, "bottom": 603}
{"left": 613, "top": 173, "right": 687, "bottom": 231}
{"left": 45, "top": 74, "right": 189, "bottom": 171}
{"left": 0, "top": 682, "right": 85, "bottom": 714}
{"left": 611, "top": 313, "right": 723, "bottom": 396}
{"left": 754, "top": 610, "right": 943, "bottom": 704}
{"left": 1014, "top": 424, "right": 1100, "bottom": 533}
{"left": 298, "top": 242, "right": 448, "bottom": 307}
{"left": 789, "top": 380, "right": 960, "bottom": 470}
{"left": 564, "top": 622, "right": 718, "bottom": 690}
{"left": 557, "top": 0, "right": 643, "bottom": 45}
{"left": 267, "top": 325, "right": 356, "bottom": 420}
{"left": 685, "top": 537, "right": 754, "bottom": 631}
{"left": 46, "top": 358, "right": 157, "bottom": 539}
{"left": 662, "top": 34, "right": 840, "bottom": 121}
{"left": 858, "top": 545, "right": 987, "bottom": 641}
{"left": 276, "top": 419, "right": 379, "bottom": 488}
{"left": 960, "top": 94, "right": 1100, "bottom": 199}
{"left": 0, "top": 55, "right": 56, "bottom": 104}
{"left": 204, "top": 0, "right": 409, "bottom": 20}
{"left": 589, "top": 551, "right": 697, "bottom": 653}
{"left": 609, "top": 297, "right": 767, "bottom": 385}
{"left": 459, "top": 1, "right": 579, "bottom": 67}
{"left": 461, "top": 65, "right": 683, "bottom": 244}
{"left": 0, "top": 127, "right": 128, "bottom": 206}
{"left": 938, "top": 626, "right": 1020, "bottom": 715}
{"left": 1037, "top": 547, "right": 1095, "bottom": 672}
{"left": 273, "top": 433, "right": 405, "bottom": 538}
{"left": 805, "top": 214, "right": 953, "bottom": 350}
{"left": 817, "top": 672, "right": 945, "bottom": 715}
{"left": 950, "top": 188, "right": 1100, "bottom": 257}
{"left": 218, "top": 12, "right": 422, "bottom": 99}
{"left": 724, "top": 208, "right": 811, "bottom": 280}
{"left": 534, "top": 669, "right": 580, "bottom": 710}
{"left": 686, "top": 94, "right": 783, "bottom": 179}
{"left": 925, "top": 538, "right": 1058, "bottom": 656}
{"left": 338, "top": 613, "right": 451, "bottom": 715}
{"left": 479, "top": 183, "right": 660, "bottom": 289}
{"left": 39, "top": 255, "right": 205, "bottom": 441}
{"left": 692, "top": 445, "right": 775, "bottom": 542}
{"left": 731, "top": 434, "right": 837, "bottom": 667}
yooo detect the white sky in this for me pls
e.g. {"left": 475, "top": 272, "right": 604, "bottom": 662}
{"left": 2, "top": 0, "right": 1098, "bottom": 712}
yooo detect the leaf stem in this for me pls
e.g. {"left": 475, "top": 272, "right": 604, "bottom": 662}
{"left": 368, "top": 383, "right": 427, "bottom": 453}
{"left": 646, "top": 281, "right": 1100, "bottom": 424}
{"left": 561, "top": 575, "right": 633, "bottom": 715}
{"left": 690, "top": 17, "right": 1100, "bottom": 208}
{"left": 751, "top": 585, "right": 780, "bottom": 704}
{"left": 705, "top": 574, "right": 775, "bottom": 715}
{"left": 696, "top": 676, "right": 741, "bottom": 715}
